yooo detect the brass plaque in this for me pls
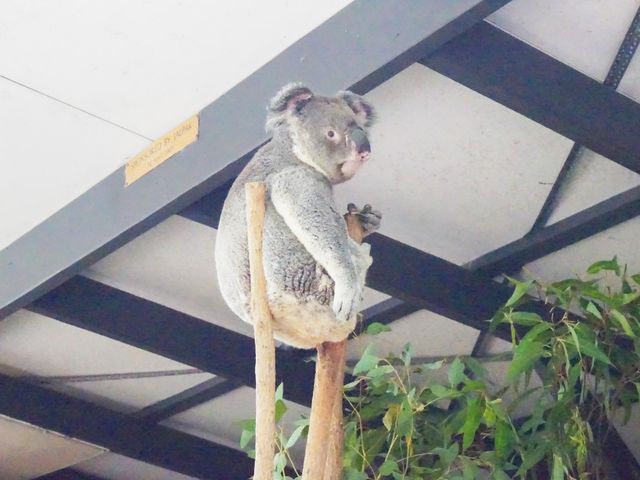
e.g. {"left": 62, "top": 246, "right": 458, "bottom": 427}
{"left": 125, "top": 115, "right": 199, "bottom": 186}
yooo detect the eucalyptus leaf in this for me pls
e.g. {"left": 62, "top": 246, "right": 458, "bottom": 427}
{"left": 365, "top": 322, "right": 392, "bottom": 335}
{"left": 587, "top": 257, "right": 620, "bottom": 275}
{"left": 610, "top": 308, "right": 636, "bottom": 337}
{"left": 505, "top": 278, "right": 534, "bottom": 307}
{"left": 507, "top": 338, "right": 544, "bottom": 383}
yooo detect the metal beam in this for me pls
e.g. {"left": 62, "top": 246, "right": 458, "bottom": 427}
{"left": 0, "top": 374, "right": 253, "bottom": 480}
{"left": 135, "top": 376, "right": 243, "bottom": 423}
{"left": 0, "top": 0, "right": 510, "bottom": 320}
{"left": 421, "top": 22, "right": 640, "bottom": 175}
{"left": 528, "top": 5, "right": 640, "bottom": 232}
{"left": 466, "top": 185, "right": 640, "bottom": 277}
{"left": 38, "top": 469, "right": 107, "bottom": 480}
{"left": 27, "top": 276, "right": 316, "bottom": 406}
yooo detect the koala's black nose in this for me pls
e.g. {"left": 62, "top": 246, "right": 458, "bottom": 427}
{"left": 349, "top": 126, "right": 370, "bottom": 157}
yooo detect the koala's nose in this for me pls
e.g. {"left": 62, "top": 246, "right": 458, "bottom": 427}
{"left": 348, "top": 126, "right": 371, "bottom": 159}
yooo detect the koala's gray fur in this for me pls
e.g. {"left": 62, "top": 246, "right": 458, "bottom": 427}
{"left": 215, "top": 83, "right": 379, "bottom": 348}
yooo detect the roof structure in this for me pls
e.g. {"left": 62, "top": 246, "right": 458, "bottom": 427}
{"left": 1, "top": 0, "right": 640, "bottom": 478}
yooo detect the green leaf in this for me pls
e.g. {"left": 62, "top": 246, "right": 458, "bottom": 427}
{"left": 275, "top": 399, "right": 287, "bottom": 422}
{"left": 432, "top": 443, "right": 459, "bottom": 467}
{"left": 587, "top": 257, "right": 620, "bottom": 275}
{"left": 610, "top": 309, "right": 636, "bottom": 337}
{"left": 240, "top": 427, "right": 255, "bottom": 449}
{"left": 492, "top": 469, "right": 511, "bottom": 480}
{"left": 383, "top": 404, "right": 399, "bottom": 431}
{"left": 285, "top": 424, "right": 307, "bottom": 449}
{"left": 567, "top": 335, "right": 612, "bottom": 366}
{"left": 352, "top": 343, "right": 379, "bottom": 375}
{"left": 632, "top": 273, "right": 640, "bottom": 285}
{"left": 463, "top": 357, "right": 486, "bottom": 379}
{"left": 448, "top": 357, "right": 465, "bottom": 388}
{"left": 379, "top": 459, "right": 399, "bottom": 475}
{"left": 460, "top": 396, "right": 483, "bottom": 450}
{"left": 345, "top": 469, "right": 368, "bottom": 480}
{"left": 505, "top": 278, "right": 534, "bottom": 307}
{"left": 421, "top": 359, "right": 445, "bottom": 370}
{"left": 495, "top": 420, "right": 511, "bottom": 459}
{"left": 275, "top": 382, "right": 284, "bottom": 401}
{"left": 365, "top": 322, "right": 392, "bottom": 335}
{"left": 586, "top": 301, "right": 602, "bottom": 320}
{"left": 510, "top": 311, "right": 544, "bottom": 326}
{"left": 622, "top": 291, "right": 640, "bottom": 305}
{"left": 552, "top": 453, "right": 564, "bottom": 480}
{"left": 507, "top": 338, "right": 544, "bottom": 383}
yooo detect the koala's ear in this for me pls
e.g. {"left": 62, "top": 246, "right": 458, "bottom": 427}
{"left": 266, "top": 83, "right": 314, "bottom": 133}
{"left": 338, "top": 91, "right": 376, "bottom": 128}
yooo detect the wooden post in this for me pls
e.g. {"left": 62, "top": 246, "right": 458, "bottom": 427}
{"left": 245, "top": 182, "right": 276, "bottom": 480}
{"left": 303, "top": 212, "right": 365, "bottom": 480}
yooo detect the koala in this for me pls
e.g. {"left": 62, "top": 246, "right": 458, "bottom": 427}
{"left": 214, "top": 83, "right": 380, "bottom": 349}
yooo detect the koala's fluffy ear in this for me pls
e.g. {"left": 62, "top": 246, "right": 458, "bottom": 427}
{"left": 338, "top": 91, "right": 376, "bottom": 128}
{"left": 266, "top": 83, "right": 314, "bottom": 133}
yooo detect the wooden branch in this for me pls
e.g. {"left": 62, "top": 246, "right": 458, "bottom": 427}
{"left": 304, "top": 212, "right": 366, "bottom": 480}
{"left": 245, "top": 182, "right": 276, "bottom": 480}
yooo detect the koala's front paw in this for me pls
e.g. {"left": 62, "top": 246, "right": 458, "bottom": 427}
{"left": 347, "top": 203, "right": 382, "bottom": 237}
{"left": 332, "top": 281, "right": 362, "bottom": 323}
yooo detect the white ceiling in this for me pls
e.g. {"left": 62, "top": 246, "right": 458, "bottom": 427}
{"left": 0, "top": 416, "right": 104, "bottom": 479}
{"left": 0, "top": 0, "right": 351, "bottom": 252}
{"left": 0, "top": 310, "right": 214, "bottom": 413}
{"left": 488, "top": 0, "right": 640, "bottom": 87}
{"left": 2, "top": 0, "right": 640, "bottom": 477}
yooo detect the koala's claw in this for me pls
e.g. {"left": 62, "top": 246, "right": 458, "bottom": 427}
{"left": 332, "top": 282, "right": 362, "bottom": 324}
{"left": 347, "top": 202, "right": 382, "bottom": 236}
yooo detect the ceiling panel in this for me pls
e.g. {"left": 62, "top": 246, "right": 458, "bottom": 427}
{"left": 0, "top": 76, "right": 147, "bottom": 251}
{"left": 335, "top": 64, "right": 574, "bottom": 264}
{"left": 347, "top": 309, "right": 479, "bottom": 361}
{"left": 84, "top": 214, "right": 388, "bottom": 337}
{"left": 74, "top": 452, "right": 198, "bottom": 480}
{"left": 523, "top": 217, "right": 640, "bottom": 282}
{"left": 547, "top": 149, "right": 640, "bottom": 226}
{"left": 489, "top": 0, "right": 640, "bottom": 82}
{"left": 0, "top": 0, "right": 352, "bottom": 139}
{"left": 0, "top": 415, "right": 104, "bottom": 479}
{"left": 0, "top": 310, "right": 213, "bottom": 412}
{"left": 162, "top": 386, "right": 309, "bottom": 455}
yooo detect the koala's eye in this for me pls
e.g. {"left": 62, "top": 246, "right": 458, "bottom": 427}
{"left": 326, "top": 130, "right": 335, "bottom": 138}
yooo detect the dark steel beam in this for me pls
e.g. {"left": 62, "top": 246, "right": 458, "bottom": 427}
{"left": 421, "top": 22, "right": 640, "bottom": 175}
{"left": 135, "top": 376, "right": 243, "bottom": 423}
{"left": 38, "top": 469, "right": 108, "bottom": 480}
{"left": 27, "top": 276, "right": 315, "bottom": 407}
{"left": 359, "top": 297, "right": 420, "bottom": 332}
{"left": 0, "top": 374, "right": 253, "bottom": 480}
{"left": 0, "top": 0, "right": 511, "bottom": 320}
{"left": 529, "top": 6, "right": 640, "bottom": 233}
{"left": 466, "top": 185, "right": 640, "bottom": 277}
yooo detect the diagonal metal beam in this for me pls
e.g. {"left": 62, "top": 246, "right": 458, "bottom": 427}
{"left": 0, "top": 0, "right": 511, "bottom": 321}
{"left": 528, "top": 6, "right": 640, "bottom": 233}
{"left": 134, "top": 376, "right": 243, "bottom": 424}
{"left": 421, "top": 21, "right": 640, "bottom": 175}
{"left": 0, "top": 374, "right": 253, "bottom": 480}
{"left": 27, "top": 276, "right": 316, "bottom": 407}
{"left": 466, "top": 184, "right": 640, "bottom": 277}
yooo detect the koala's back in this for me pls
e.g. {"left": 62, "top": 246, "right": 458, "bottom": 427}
{"left": 215, "top": 143, "right": 353, "bottom": 348}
